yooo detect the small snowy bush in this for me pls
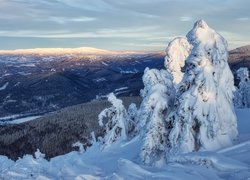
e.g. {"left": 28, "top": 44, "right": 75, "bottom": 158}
{"left": 34, "top": 149, "right": 45, "bottom": 160}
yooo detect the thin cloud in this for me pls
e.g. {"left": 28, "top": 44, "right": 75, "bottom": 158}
{"left": 236, "top": 17, "right": 249, "bottom": 21}
{"left": 180, "top": 16, "right": 193, "bottom": 22}
{"left": 0, "top": 26, "right": 162, "bottom": 39}
{"left": 0, "top": 0, "right": 249, "bottom": 50}
{"left": 48, "top": 16, "right": 96, "bottom": 24}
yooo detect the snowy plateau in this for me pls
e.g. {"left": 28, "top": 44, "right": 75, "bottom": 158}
{"left": 0, "top": 20, "right": 250, "bottom": 180}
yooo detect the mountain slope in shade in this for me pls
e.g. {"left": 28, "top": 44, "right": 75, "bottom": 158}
{"left": 229, "top": 45, "right": 250, "bottom": 71}
{"left": 0, "top": 52, "right": 164, "bottom": 119}
{"left": 230, "top": 45, "right": 250, "bottom": 54}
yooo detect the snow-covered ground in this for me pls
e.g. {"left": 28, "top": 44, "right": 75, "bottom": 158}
{"left": 0, "top": 115, "right": 41, "bottom": 125}
{"left": 0, "top": 82, "right": 9, "bottom": 91}
{"left": 0, "top": 109, "right": 249, "bottom": 179}
{"left": 6, "top": 116, "right": 41, "bottom": 124}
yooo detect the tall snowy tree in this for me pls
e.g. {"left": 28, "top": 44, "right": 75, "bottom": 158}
{"left": 98, "top": 93, "right": 129, "bottom": 148}
{"left": 138, "top": 68, "right": 175, "bottom": 165}
{"left": 165, "top": 37, "right": 192, "bottom": 85}
{"left": 234, "top": 68, "right": 250, "bottom": 108}
{"left": 168, "top": 20, "right": 238, "bottom": 155}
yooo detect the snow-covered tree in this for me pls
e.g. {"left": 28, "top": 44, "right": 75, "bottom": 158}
{"left": 234, "top": 67, "right": 250, "bottom": 108}
{"left": 98, "top": 93, "right": 129, "bottom": 148}
{"left": 138, "top": 68, "right": 175, "bottom": 165}
{"left": 165, "top": 37, "right": 192, "bottom": 85}
{"left": 168, "top": 20, "right": 238, "bottom": 155}
{"left": 127, "top": 103, "right": 137, "bottom": 122}
{"left": 137, "top": 68, "right": 175, "bottom": 130}
{"left": 127, "top": 103, "right": 138, "bottom": 136}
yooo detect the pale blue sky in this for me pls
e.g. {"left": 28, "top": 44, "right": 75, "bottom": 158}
{"left": 0, "top": 0, "right": 249, "bottom": 50}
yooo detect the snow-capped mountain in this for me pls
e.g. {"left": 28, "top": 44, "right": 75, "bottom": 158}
{"left": 0, "top": 47, "right": 139, "bottom": 55}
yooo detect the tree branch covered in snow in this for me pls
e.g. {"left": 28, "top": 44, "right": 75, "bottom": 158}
{"left": 165, "top": 37, "right": 192, "bottom": 85}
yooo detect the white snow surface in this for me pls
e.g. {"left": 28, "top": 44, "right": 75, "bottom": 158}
{"left": 0, "top": 109, "right": 249, "bottom": 179}
{"left": 6, "top": 116, "right": 41, "bottom": 124}
{"left": 0, "top": 82, "right": 9, "bottom": 91}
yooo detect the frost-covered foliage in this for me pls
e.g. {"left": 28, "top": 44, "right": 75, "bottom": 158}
{"left": 98, "top": 93, "right": 130, "bottom": 148}
{"left": 168, "top": 20, "right": 238, "bottom": 155}
{"left": 234, "top": 68, "right": 250, "bottom": 108}
{"left": 165, "top": 37, "right": 192, "bottom": 85}
{"left": 138, "top": 68, "right": 175, "bottom": 165}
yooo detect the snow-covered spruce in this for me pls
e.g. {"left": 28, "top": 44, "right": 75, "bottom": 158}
{"left": 127, "top": 103, "right": 138, "bottom": 136}
{"left": 168, "top": 20, "right": 238, "bottom": 155}
{"left": 234, "top": 67, "right": 250, "bottom": 108}
{"left": 98, "top": 93, "right": 134, "bottom": 148}
{"left": 165, "top": 37, "right": 192, "bottom": 85}
{"left": 138, "top": 68, "right": 175, "bottom": 165}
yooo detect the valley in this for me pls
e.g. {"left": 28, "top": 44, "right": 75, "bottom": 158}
{"left": 0, "top": 46, "right": 249, "bottom": 122}
{"left": 0, "top": 51, "right": 164, "bottom": 121}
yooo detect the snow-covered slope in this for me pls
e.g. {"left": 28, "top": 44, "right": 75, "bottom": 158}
{"left": 0, "top": 109, "right": 249, "bottom": 179}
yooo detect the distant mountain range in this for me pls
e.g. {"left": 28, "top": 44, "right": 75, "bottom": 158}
{"left": 0, "top": 46, "right": 249, "bottom": 120}
{"left": 0, "top": 47, "right": 146, "bottom": 56}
